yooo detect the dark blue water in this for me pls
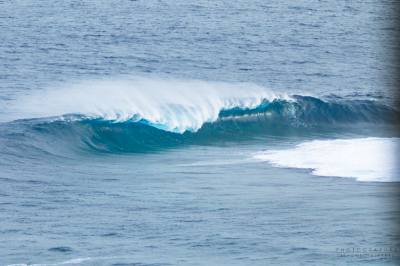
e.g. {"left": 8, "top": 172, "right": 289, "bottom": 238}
{"left": 1, "top": 0, "right": 399, "bottom": 265}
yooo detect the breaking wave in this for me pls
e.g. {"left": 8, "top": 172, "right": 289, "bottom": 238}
{"left": 1, "top": 77, "right": 398, "bottom": 153}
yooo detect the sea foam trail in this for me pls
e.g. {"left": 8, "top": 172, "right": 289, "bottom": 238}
{"left": 4, "top": 77, "right": 286, "bottom": 133}
{"left": 254, "top": 138, "right": 400, "bottom": 182}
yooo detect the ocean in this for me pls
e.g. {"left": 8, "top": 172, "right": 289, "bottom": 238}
{"left": 0, "top": 0, "right": 399, "bottom": 265}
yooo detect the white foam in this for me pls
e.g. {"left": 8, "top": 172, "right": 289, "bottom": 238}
{"left": 254, "top": 138, "right": 400, "bottom": 182}
{"left": 4, "top": 76, "right": 288, "bottom": 133}
{"left": 6, "top": 257, "right": 102, "bottom": 266}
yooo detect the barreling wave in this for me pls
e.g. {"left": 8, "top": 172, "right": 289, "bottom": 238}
{"left": 1, "top": 77, "right": 398, "bottom": 153}
{"left": 2, "top": 96, "right": 398, "bottom": 154}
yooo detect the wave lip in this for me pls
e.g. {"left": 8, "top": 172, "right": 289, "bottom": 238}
{"left": 254, "top": 138, "right": 400, "bottom": 182}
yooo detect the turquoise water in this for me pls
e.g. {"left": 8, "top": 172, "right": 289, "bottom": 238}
{"left": 0, "top": 0, "right": 399, "bottom": 265}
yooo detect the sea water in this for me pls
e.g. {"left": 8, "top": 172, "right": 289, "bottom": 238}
{"left": 0, "top": 0, "right": 399, "bottom": 265}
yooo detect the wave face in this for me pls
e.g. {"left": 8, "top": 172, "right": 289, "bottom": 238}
{"left": 1, "top": 78, "right": 399, "bottom": 153}
{"left": 254, "top": 138, "right": 400, "bottom": 182}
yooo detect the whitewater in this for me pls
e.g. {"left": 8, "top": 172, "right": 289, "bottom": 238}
{"left": 254, "top": 137, "right": 400, "bottom": 182}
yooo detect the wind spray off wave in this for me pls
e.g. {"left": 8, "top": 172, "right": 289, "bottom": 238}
{"left": 4, "top": 77, "right": 285, "bottom": 133}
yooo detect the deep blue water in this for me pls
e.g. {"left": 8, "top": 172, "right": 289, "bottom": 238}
{"left": 1, "top": 0, "right": 400, "bottom": 265}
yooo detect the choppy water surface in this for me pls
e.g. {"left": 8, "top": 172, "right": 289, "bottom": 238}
{"left": 0, "top": 0, "right": 399, "bottom": 265}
